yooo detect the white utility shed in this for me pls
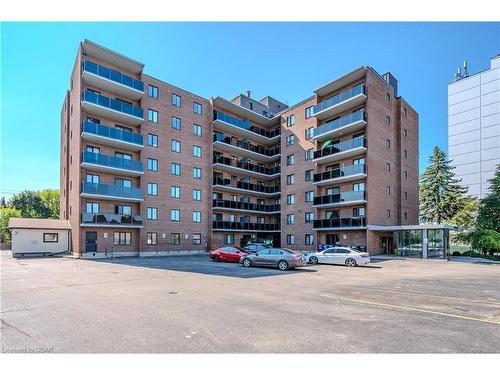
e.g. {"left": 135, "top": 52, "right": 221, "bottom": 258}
{"left": 8, "top": 218, "right": 71, "bottom": 257}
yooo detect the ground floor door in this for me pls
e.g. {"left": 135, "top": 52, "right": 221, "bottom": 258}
{"left": 85, "top": 232, "right": 97, "bottom": 252}
{"left": 379, "top": 236, "right": 393, "bottom": 255}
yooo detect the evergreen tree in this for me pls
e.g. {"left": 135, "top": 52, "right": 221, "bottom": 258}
{"left": 419, "top": 146, "right": 468, "bottom": 224}
{"left": 476, "top": 164, "right": 500, "bottom": 232}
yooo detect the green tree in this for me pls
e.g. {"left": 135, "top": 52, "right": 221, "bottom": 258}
{"left": 476, "top": 164, "right": 500, "bottom": 232}
{"left": 0, "top": 207, "right": 21, "bottom": 242}
{"left": 9, "top": 190, "right": 51, "bottom": 218}
{"left": 470, "top": 229, "right": 500, "bottom": 257}
{"left": 419, "top": 146, "right": 468, "bottom": 224}
{"left": 39, "top": 189, "right": 60, "bottom": 219}
{"left": 0, "top": 196, "right": 7, "bottom": 208}
{"left": 449, "top": 195, "right": 480, "bottom": 243}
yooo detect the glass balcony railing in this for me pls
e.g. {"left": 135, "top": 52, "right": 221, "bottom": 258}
{"left": 82, "top": 89, "right": 144, "bottom": 119}
{"left": 213, "top": 134, "right": 280, "bottom": 157}
{"left": 81, "top": 182, "right": 144, "bottom": 200}
{"left": 313, "top": 217, "right": 366, "bottom": 229}
{"left": 213, "top": 111, "right": 281, "bottom": 138}
{"left": 213, "top": 177, "right": 281, "bottom": 194}
{"left": 313, "top": 136, "right": 366, "bottom": 160}
{"left": 313, "top": 83, "right": 366, "bottom": 115}
{"left": 81, "top": 212, "right": 143, "bottom": 226}
{"left": 82, "top": 151, "right": 144, "bottom": 173}
{"left": 313, "top": 164, "right": 366, "bottom": 183}
{"left": 312, "top": 110, "right": 366, "bottom": 138}
{"left": 213, "top": 155, "right": 280, "bottom": 175}
{"left": 212, "top": 221, "right": 281, "bottom": 231}
{"left": 83, "top": 60, "right": 144, "bottom": 92}
{"left": 82, "top": 121, "right": 143, "bottom": 146}
{"left": 313, "top": 191, "right": 366, "bottom": 206}
{"left": 213, "top": 199, "right": 280, "bottom": 213}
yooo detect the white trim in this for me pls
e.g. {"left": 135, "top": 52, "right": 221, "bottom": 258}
{"left": 313, "top": 200, "right": 367, "bottom": 208}
{"left": 80, "top": 223, "right": 143, "bottom": 228}
{"left": 312, "top": 227, "right": 367, "bottom": 231}
{"left": 80, "top": 192, "right": 144, "bottom": 202}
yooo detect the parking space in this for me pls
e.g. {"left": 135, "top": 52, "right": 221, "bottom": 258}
{"left": 1, "top": 250, "right": 499, "bottom": 353}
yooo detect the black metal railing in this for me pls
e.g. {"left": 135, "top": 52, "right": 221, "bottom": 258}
{"left": 313, "top": 217, "right": 366, "bottom": 229}
{"left": 213, "top": 134, "right": 281, "bottom": 157}
{"left": 213, "top": 111, "right": 281, "bottom": 138}
{"left": 213, "top": 155, "right": 280, "bottom": 175}
{"left": 212, "top": 199, "right": 280, "bottom": 213}
{"left": 81, "top": 212, "right": 143, "bottom": 226}
{"left": 212, "top": 221, "right": 281, "bottom": 231}
{"left": 313, "top": 164, "right": 366, "bottom": 183}
{"left": 313, "top": 191, "right": 366, "bottom": 206}
{"left": 213, "top": 177, "right": 281, "bottom": 194}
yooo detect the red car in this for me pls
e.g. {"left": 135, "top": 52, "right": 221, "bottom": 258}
{"left": 209, "top": 246, "right": 250, "bottom": 263}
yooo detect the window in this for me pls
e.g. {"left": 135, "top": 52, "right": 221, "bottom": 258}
{"left": 305, "top": 127, "right": 314, "bottom": 140}
{"left": 404, "top": 191, "right": 408, "bottom": 200}
{"left": 171, "top": 186, "right": 180, "bottom": 199}
{"left": 115, "top": 178, "right": 132, "bottom": 189}
{"left": 115, "top": 151, "right": 132, "bottom": 160}
{"left": 172, "top": 93, "right": 181, "bottom": 107}
{"left": 286, "top": 234, "right": 295, "bottom": 245}
{"left": 193, "top": 102, "right": 202, "bottom": 115}
{"left": 287, "top": 214, "right": 295, "bottom": 225}
{"left": 193, "top": 211, "right": 201, "bottom": 223}
{"left": 287, "top": 114, "right": 295, "bottom": 127}
{"left": 404, "top": 149, "right": 408, "bottom": 158}
{"left": 305, "top": 148, "right": 314, "bottom": 160}
{"left": 385, "top": 186, "right": 391, "bottom": 195}
{"left": 193, "top": 167, "right": 202, "bottom": 180}
{"left": 287, "top": 194, "right": 295, "bottom": 205}
{"left": 386, "top": 162, "right": 391, "bottom": 172}
{"left": 171, "top": 139, "right": 181, "bottom": 153}
{"left": 171, "top": 116, "right": 181, "bottom": 130}
{"left": 305, "top": 212, "right": 314, "bottom": 223}
{"left": 193, "top": 189, "right": 201, "bottom": 201}
{"left": 386, "top": 116, "right": 391, "bottom": 125}
{"left": 353, "top": 182, "right": 365, "bottom": 191}
{"left": 147, "top": 232, "right": 158, "bottom": 245}
{"left": 43, "top": 233, "right": 58, "bottom": 242}
{"left": 147, "top": 207, "right": 158, "bottom": 220}
{"left": 386, "top": 139, "right": 391, "bottom": 149}
{"left": 147, "top": 158, "right": 158, "bottom": 172}
{"left": 404, "top": 212, "right": 408, "bottom": 221}
{"left": 305, "top": 191, "right": 314, "bottom": 202}
{"left": 115, "top": 205, "right": 131, "bottom": 215}
{"left": 387, "top": 209, "right": 391, "bottom": 218}
{"left": 353, "top": 207, "right": 366, "bottom": 217}
{"left": 114, "top": 232, "right": 131, "bottom": 245}
{"left": 305, "top": 234, "right": 314, "bottom": 245}
{"left": 86, "top": 174, "right": 99, "bottom": 183}
{"left": 286, "top": 154, "right": 295, "bottom": 166}
{"left": 171, "top": 163, "right": 181, "bottom": 176}
{"left": 305, "top": 169, "right": 313, "bottom": 181}
{"left": 286, "top": 134, "right": 295, "bottom": 146}
{"left": 224, "top": 234, "right": 235, "bottom": 245}
{"left": 286, "top": 174, "right": 295, "bottom": 185}
{"left": 148, "top": 109, "right": 158, "bottom": 123}
{"left": 386, "top": 93, "right": 391, "bottom": 102}
{"left": 305, "top": 106, "right": 314, "bottom": 119}
{"left": 193, "top": 124, "right": 202, "bottom": 137}
{"left": 170, "top": 233, "right": 180, "bottom": 245}
{"left": 404, "top": 170, "right": 408, "bottom": 179}
{"left": 193, "top": 233, "right": 202, "bottom": 245}
{"left": 148, "top": 85, "right": 158, "bottom": 99}
{"left": 147, "top": 183, "right": 158, "bottom": 196}
{"left": 171, "top": 209, "right": 180, "bottom": 222}
{"left": 148, "top": 133, "right": 158, "bottom": 147}
{"left": 193, "top": 146, "right": 202, "bottom": 158}
{"left": 86, "top": 202, "right": 99, "bottom": 213}
{"left": 86, "top": 145, "right": 100, "bottom": 154}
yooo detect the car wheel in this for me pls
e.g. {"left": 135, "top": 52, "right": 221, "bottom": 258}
{"left": 242, "top": 258, "right": 251, "bottom": 268}
{"left": 345, "top": 258, "right": 357, "bottom": 267}
{"left": 278, "top": 260, "right": 289, "bottom": 271}
{"left": 213, "top": 255, "right": 220, "bottom": 262}
{"left": 309, "top": 256, "right": 319, "bottom": 265}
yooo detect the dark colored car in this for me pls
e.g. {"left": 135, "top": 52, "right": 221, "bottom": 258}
{"left": 239, "top": 248, "right": 305, "bottom": 271}
{"left": 209, "top": 246, "right": 249, "bottom": 263}
{"left": 243, "top": 243, "right": 272, "bottom": 253}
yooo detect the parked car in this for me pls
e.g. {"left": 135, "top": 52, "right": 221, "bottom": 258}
{"left": 243, "top": 243, "right": 272, "bottom": 253}
{"left": 240, "top": 248, "right": 305, "bottom": 271}
{"left": 305, "top": 247, "right": 370, "bottom": 267}
{"left": 209, "top": 246, "right": 250, "bottom": 263}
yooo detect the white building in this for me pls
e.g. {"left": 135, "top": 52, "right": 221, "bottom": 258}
{"left": 448, "top": 54, "right": 500, "bottom": 198}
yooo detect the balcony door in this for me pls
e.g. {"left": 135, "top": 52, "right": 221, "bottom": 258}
{"left": 85, "top": 232, "right": 97, "bottom": 252}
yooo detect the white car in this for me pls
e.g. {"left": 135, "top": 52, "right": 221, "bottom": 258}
{"left": 305, "top": 247, "right": 370, "bottom": 267}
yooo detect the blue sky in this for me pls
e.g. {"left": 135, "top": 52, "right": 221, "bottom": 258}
{"left": 1, "top": 22, "right": 499, "bottom": 198}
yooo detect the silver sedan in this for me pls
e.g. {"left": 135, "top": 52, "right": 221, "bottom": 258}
{"left": 240, "top": 248, "right": 305, "bottom": 270}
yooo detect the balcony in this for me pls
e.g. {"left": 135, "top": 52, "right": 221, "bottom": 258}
{"left": 213, "top": 177, "right": 281, "bottom": 197}
{"left": 81, "top": 89, "right": 143, "bottom": 126}
{"left": 313, "top": 84, "right": 366, "bottom": 120}
{"left": 213, "top": 133, "right": 280, "bottom": 162}
{"left": 81, "top": 151, "right": 144, "bottom": 176}
{"left": 212, "top": 221, "right": 281, "bottom": 232}
{"left": 81, "top": 182, "right": 144, "bottom": 202}
{"left": 81, "top": 121, "right": 144, "bottom": 151}
{"left": 213, "top": 199, "right": 280, "bottom": 214}
{"left": 313, "top": 137, "right": 366, "bottom": 165}
{"left": 313, "top": 164, "right": 367, "bottom": 186}
{"left": 312, "top": 110, "right": 367, "bottom": 142}
{"left": 313, "top": 217, "right": 367, "bottom": 231}
{"left": 313, "top": 190, "right": 366, "bottom": 208}
{"left": 213, "top": 155, "right": 280, "bottom": 180}
{"left": 81, "top": 212, "right": 143, "bottom": 228}
{"left": 82, "top": 60, "right": 144, "bottom": 100}
{"left": 213, "top": 111, "right": 280, "bottom": 145}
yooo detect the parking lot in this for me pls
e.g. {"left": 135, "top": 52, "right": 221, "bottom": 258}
{"left": 1, "top": 250, "right": 499, "bottom": 353}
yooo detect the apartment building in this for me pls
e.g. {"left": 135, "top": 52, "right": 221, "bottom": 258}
{"left": 60, "top": 40, "right": 418, "bottom": 257}
{"left": 448, "top": 54, "right": 500, "bottom": 198}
